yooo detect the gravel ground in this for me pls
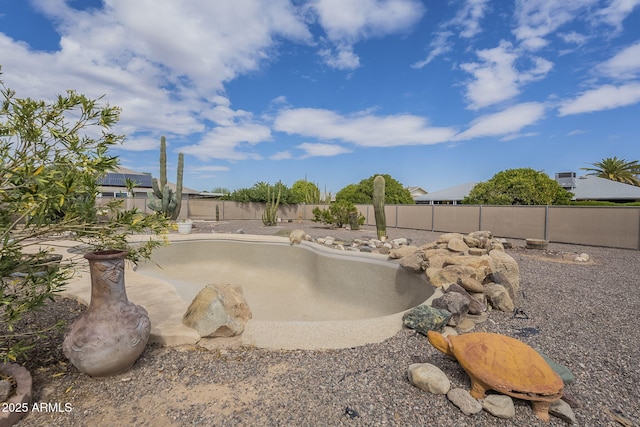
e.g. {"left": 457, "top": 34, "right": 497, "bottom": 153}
{"left": 7, "top": 220, "right": 640, "bottom": 426}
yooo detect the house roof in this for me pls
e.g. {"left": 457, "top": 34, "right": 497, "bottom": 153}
{"left": 414, "top": 182, "right": 477, "bottom": 203}
{"left": 570, "top": 175, "right": 640, "bottom": 200}
{"left": 98, "top": 166, "right": 199, "bottom": 195}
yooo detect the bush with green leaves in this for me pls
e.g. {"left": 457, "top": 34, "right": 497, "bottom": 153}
{"left": 0, "top": 70, "right": 168, "bottom": 362}
{"left": 462, "top": 168, "right": 573, "bottom": 205}
{"left": 225, "top": 181, "right": 295, "bottom": 204}
{"left": 290, "top": 179, "right": 321, "bottom": 204}
{"left": 336, "top": 174, "right": 415, "bottom": 204}
{"left": 312, "top": 200, "right": 365, "bottom": 228}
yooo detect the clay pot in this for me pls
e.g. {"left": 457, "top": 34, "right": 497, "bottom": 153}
{"left": 0, "top": 363, "right": 32, "bottom": 426}
{"left": 63, "top": 250, "right": 150, "bottom": 377}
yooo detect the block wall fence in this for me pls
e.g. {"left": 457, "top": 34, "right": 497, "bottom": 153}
{"left": 101, "top": 197, "right": 640, "bottom": 250}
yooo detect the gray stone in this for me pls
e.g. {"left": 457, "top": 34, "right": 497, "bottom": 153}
{"left": 432, "top": 292, "right": 469, "bottom": 326}
{"left": 550, "top": 399, "right": 576, "bottom": 424}
{"left": 481, "top": 394, "right": 515, "bottom": 418}
{"left": 183, "top": 284, "right": 252, "bottom": 338}
{"left": 399, "top": 252, "right": 427, "bottom": 272}
{"left": 392, "top": 237, "right": 408, "bottom": 245}
{"left": 539, "top": 352, "right": 575, "bottom": 385}
{"left": 402, "top": 304, "right": 452, "bottom": 335}
{"left": 447, "top": 388, "right": 482, "bottom": 415}
{"left": 407, "top": 363, "right": 450, "bottom": 394}
{"left": 445, "top": 283, "right": 486, "bottom": 315}
{"left": 455, "top": 316, "right": 476, "bottom": 332}
{"left": 484, "top": 284, "right": 515, "bottom": 312}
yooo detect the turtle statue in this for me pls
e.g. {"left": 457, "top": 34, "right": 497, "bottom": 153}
{"left": 427, "top": 331, "right": 563, "bottom": 421}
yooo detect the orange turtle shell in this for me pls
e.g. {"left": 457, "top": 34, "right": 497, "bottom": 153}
{"left": 427, "top": 331, "right": 564, "bottom": 421}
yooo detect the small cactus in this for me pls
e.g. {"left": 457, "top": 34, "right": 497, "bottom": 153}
{"left": 373, "top": 175, "right": 386, "bottom": 240}
{"left": 262, "top": 183, "right": 281, "bottom": 226}
{"left": 147, "top": 136, "right": 184, "bottom": 220}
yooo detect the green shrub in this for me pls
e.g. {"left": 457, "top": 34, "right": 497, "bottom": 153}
{"left": 0, "top": 69, "right": 167, "bottom": 362}
{"left": 312, "top": 201, "right": 365, "bottom": 228}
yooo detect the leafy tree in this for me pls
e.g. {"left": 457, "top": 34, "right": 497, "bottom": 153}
{"left": 336, "top": 174, "right": 415, "bottom": 204}
{"left": 291, "top": 179, "right": 321, "bottom": 204}
{"left": 581, "top": 157, "right": 640, "bottom": 186}
{"left": 0, "top": 71, "right": 168, "bottom": 362}
{"left": 462, "top": 168, "right": 573, "bottom": 205}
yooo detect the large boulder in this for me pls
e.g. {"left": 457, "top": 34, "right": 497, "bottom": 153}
{"left": 488, "top": 250, "right": 520, "bottom": 294}
{"left": 426, "top": 265, "right": 477, "bottom": 288}
{"left": 183, "top": 284, "right": 252, "bottom": 337}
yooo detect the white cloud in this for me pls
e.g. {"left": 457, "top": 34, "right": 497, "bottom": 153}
{"left": 308, "top": 0, "right": 424, "bottom": 42}
{"left": 567, "top": 129, "right": 585, "bottom": 136}
{"left": 297, "top": 142, "right": 352, "bottom": 158}
{"left": 181, "top": 122, "right": 272, "bottom": 160}
{"left": 412, "top": 0, "right": 488, "bottom": 68}
{"left": 453, "top": 0, "right": 490, "bottom": 38}
{"left": 460, "top": 41, "right": 553, "bottom": 109}
{"left": 454, "top": 102, "right": 546, "bottom": 140}
{"left": 557, "top": 31, "right": 588, "bottom": 45}
{"left": 273, "top": 108, "right": 457, "bottom": 147}
{"left": 192, "top": 165, "right": 231, "bottom": 172}
{"left": 597, "top": 41, "right": 640, "bottom": 80}
{"left": 270, "top": 151, "right": 293, "bottom": 160}
{"left": 595, "top": 0, "right": 640, "bottom": 30}
{"left": 512, "top": 0, "right": 598, "bottom": 50}
{"left": 318, "top": 45, "right": 360, "bottom": 70}
{"left": 558, "top": 83, "right": 640, "bottom": 115}
{"left": 411, "top": 31, "right": 453, "bottom": 69}
{"left": 307, "top": 0, "right": 425, "bottom": 69}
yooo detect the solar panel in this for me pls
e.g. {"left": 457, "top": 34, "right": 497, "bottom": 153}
{"left": 98, "top": 172, "right": 154, "bottom": 188}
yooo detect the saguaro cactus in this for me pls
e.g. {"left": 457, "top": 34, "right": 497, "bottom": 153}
{"left": 147, "top": 136, "right": 184, "bottom": 220}
{"left": 373, "top": 175, "right": 386, "bottom": 240}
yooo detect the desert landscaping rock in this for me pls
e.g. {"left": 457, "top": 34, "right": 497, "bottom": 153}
{"left": 402, "top": 304, "right": 452, "bottom": 334}
{"left": 431, "top": 292, "right": 469, "bottom": 326}
{"left": 484, "top": 283, "right": 515, "bottom": 312}
{"left": 447, "top": 388, "right": 483, "bottom": 415}
{"left": 182, "top": 284, "right": 252, "bottom": 337}
{"left": 407, "top": 363, "right": 450, "bottom": 394}
{"left": 456, "top": 276, "right": 485, "bottom": 293}
{"left": 481, "top": 394, "right": 516, "bottom": 419}
{"left": 549, "top": 398, "right": 577, "bottom": 424}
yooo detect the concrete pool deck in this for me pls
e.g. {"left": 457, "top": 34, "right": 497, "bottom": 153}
{"left": 57, "top": 233, "right": 438, "bottom": 350}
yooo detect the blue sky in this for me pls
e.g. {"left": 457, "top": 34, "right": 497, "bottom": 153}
{"left": 1, "top": 0, "right": 639, "bottom": 194}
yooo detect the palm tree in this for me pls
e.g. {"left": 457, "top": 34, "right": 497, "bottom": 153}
{"left": 581, "top": 157, "right": 640, "bottom": 186}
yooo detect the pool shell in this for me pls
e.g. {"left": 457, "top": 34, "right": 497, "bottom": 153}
{"left": 137, "top": 236, "right": 433, "bottom": 322}
{"left": 63, "top": 234, "right": 438, "bottom": 350}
